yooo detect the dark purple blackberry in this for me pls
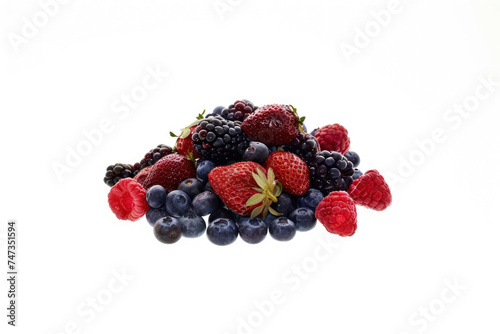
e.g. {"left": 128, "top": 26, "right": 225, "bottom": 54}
{"left": 283, "top": 132, "right": 320, "bottom": 163}
{"left": 220, "top": 100, "right": 258, "bottom": 122}
{"left": 138, "top": 144, "right": 173, "bottom": 170}
{"left": 308, "top": 150, "right": 355, "bottom": 195}
{"left": 104, "top": 163, "right": 137, "bottom": 187}
{"left": 192, "top": 115, "right": 250, "bottom": 165}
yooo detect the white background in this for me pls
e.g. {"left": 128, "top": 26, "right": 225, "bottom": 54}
{"left": 1, "top": 0, "right": 500, "bottom": 333}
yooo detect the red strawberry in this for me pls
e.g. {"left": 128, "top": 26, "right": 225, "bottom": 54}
{"left": 348, "top": 170, "right": 392, "bottom": 211}
{"left": 314, "top": 124, "right": 350, "bottom": 155}
{"left": 263, "top": 151, "right": 310, "bottom": 196}
{"left": 108, "top": 178, "right": 150, "bottom": 221}
{"left": 208, "top": 161, "right": 282, "bottom": 217}
{"left": 173, "top": 125, "right": 201, "bottom": 159}
{"left": 133, "top": 165, "right": 153, "bottom": 187}
{"left": 315, "top": 191, "right": 357, "bottom": 237}
{"left": 241, "top": 104, "right": 302, "bottom": 146}
{"left": 143, "top": 153, "right": 196, "bottom": 191}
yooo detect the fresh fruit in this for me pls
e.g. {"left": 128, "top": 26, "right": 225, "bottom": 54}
{"left": 172, "top": 125, "right": 201, "bottom": 159}
{"left": 263, "top": 213, "right": 279, "bottom": 228}
{"left": 208, "top": 161, "right": 282, "bottom": 217}
{"left": 145, "top": 207, "right": 169, "bottom": 227}
{"left": 211, "top": 105, "right": 225, "bottom": 116}
{"left": 297, "top": 188, "right": 324, "bottom": 211}
{"left": 192, "top": 191, "right": 222, "bottom": 216}
{"left": 314, "top": 124, "right": 350, "bottom": 155}
{"left": 344, "top": 151, "right": 360, "bottom": 168}
{"left": 220, "top": 100, "right": 258, "bottom": 121}
{"left": 289, "top": 208, "right": 316, "bottom": 232}
{"left": 263, "top": 151, "right": 310, "bottom": 196}
{"left": 165, "top": 190, "right": 192, "bottom": 217}
{"left": 146, "top": 185, "right": 167, "bottom": 209}
{"left": 104, "top": 163, "right": 137, "bottom": 187}
{"left": 269, "top": 217, "right": 296, "bottom": 241}
{"left": 177, "top": 178, "right": 204, "bottom": 199}
{"left": 242, "top": 141, "right": 270, "bottom": 164}
{"left": 138, "top": 144, "right": 173, "bottom": 171}
{"left": 143, "top": 153, "right": 196, "bottom": 191}
{"left": 283, "top": 132, "right": 320, "bottom": 164}
{"left": 196, "top": 160, "right": 216, "bottom": 183}
{"left": 271, "top": 193, "right": 297, "bottom": 217}
{"left": 352, "top": 168, "right": 363, "bottom": 180}
{"left": 315, "top": 191, "right": 357, "bottom": 237}
{"left": 241, "top": 104, "right": 302, "bottom": 146}
{"left": 348, "top": 170, "right": 392, "bottom": 211}
{"left": 133, "top": 165, "right": 153, "bottom": 186}
{"left": 239, "top": 218, "right": 267, "bottom": 244}
{"left": 206, "top": 218, "right": 239, "bottom": 246}
{"left": 308, "top": 150, "right": 354, "bottom": 195}
{"left": 208, "top": 208, "right": 238, "bottom": 224}
{"left": 154, "top": 216, "right": 183, "bottom": 244}
{"left": 192, "top": 115, "right": 250, "bottom": 165}
{"left": 108, "top": 178, "right": 150, "bottom": 221}
{"left": 179, "top": 211, "right": 206, "bottom": 238}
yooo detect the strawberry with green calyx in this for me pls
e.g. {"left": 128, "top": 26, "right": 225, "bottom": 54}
{"left": 263, "top": 150, "right": 310, "bottom": 196}
{"left": 170, "top": 110, "right": 205, "bottom": 159}
{"left": 208, "top": 161, "right": 283, "bottom": 218}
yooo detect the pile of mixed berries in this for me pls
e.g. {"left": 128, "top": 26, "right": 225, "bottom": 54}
{"left": 104, "top": 100, "right": 392, "bottom": 246}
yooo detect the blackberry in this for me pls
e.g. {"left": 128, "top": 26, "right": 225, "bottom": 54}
{"left": 308, "top": 150, "right": 355, "bottom": 194}
{"left": 219, "top": 100, "right": 258, "bottom": 122}
{"left": 283, "top": 132, "right": 320, "bottom": 163}
{"left": 104, "top": 163, "right": 137, "bottom": 187}
{"left": 192, "top": 115, "right": 250, "bottom": 165}
{"left": 138, "top": 144, "right": 173, "bottom": 171}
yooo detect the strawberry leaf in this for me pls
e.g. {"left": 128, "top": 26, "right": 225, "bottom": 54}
{"left": 252, "top": 171, "right": 268, "bottom": 189}
{"left": 269, "top": 206, "right": 282, "bottom": 217}
{"left": 169, "top": 131, "right": 178, "bottom": 137}
{"left": 246, "top": 193, "right": 265, "bottom": 207}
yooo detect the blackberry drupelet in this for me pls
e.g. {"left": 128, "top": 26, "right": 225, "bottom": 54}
{"left": 220, "top": 100, "right": 258, "bottom": 122}
{"left": 104, "top": 163, "right": 137, "bottom": 187}
{"left": 308, "top": 150, "right": 355, "bottom": 194}
{"left": 192, "top": 115, "right": 250, "bottom": 165}
{"left": 284, "top": 132, "right": 320, "bottom": 163}
{"left": 138, "top": 144, "right": 173, "bottom": 171}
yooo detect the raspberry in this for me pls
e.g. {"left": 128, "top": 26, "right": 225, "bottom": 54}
{"left": 348, "top": 169, "right": 392, "bottom": 211}
{"left": 108, "top": 178, "right": 150, "bottom": 221}
{"left": 314, "top": 124, "right": 350, "bottom": 155}
{"left": 315, "top": 191, "right": 357, "bottom": 237}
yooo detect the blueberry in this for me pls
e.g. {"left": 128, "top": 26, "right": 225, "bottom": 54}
{"left": 146, "top": 207, "right": 169, "bottom": 227}
{"left": 209, "top": 208, "right": 237, "bottom": 224}
{"left": 192, "top": 191, "right": 222, "bottom": 216}
{"left": 196, "top": 160, "right": 215, "bottom": 182}
{"left": 239, "top": 218, "right": 267, "bottom": 244}
{"left": 212, "top": 106, "right": 225, "bottom": 116}
{"left": 269, "top": 217, "right": 296, "bottom": 242}
{"left": 179, "top": 211, "right": 206, "bottom": 238}
{"left": 165, "top": 190, "right": 192, "bottom": 217}
{"left": 178, "top": 178, "right": 204, "bottom": 199}
{"left": 153, "top": 216, "right": 182, "bottom": 244}
{"left": 353, "top": 168, "right": 363, "bottom": 180}
{"left": 310, "top": 128, "right": 318, "bottom": 136}
{"left": 264, "top": 213, "right": 279, "bottom": 227}
{"left": 297, "top": 189, "right": 324, "bottom": 211}
{"left": 242, "top": 141, "right": 269, "bottom": 164}
{"left": 344, "top": 151, "right": 360, "bottom": 168}
{"left": 206, "top": 218, "right": 238, "bottom": 246}
{"left": 204, "top": 182, "right": 214, "bottom": 193}
{"left": 289, "top": 208, "right": 316, "bottom": 232}
{"left": 146, "top": 185, "right": 167, "bottom": 209}
{"left": 271, "top": 193, "right": 297, "bottom": 217}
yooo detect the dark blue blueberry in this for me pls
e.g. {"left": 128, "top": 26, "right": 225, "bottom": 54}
{"left": 242, "top": 141, "right": 270, "bottom": 164}
{"left": 206, "top": 218, "right": 238, "bottom": 246}
{"left": 209, "top": 208, "right": 237, "bottom": 223}
{"left": 269, "top": 217, "right": 296, "bottom": 242}
{"left": 289, "top": 208, "right": 316, "bottom": 232}
{"left": 179, "top": 211, "right": 206, "bottom": 238}
{"left": 271, "top": 193, "right": 297, "bottom": 217}
{"left": 192, "top": 191, "right": 222, "bottom": 216}
{"left": 239, "top": 218, "right": 267, "bottom": 244}
{"left": 310, "top": 128, "right": 318, "bottom": 136}
{"left": 344, "top": 151, "right": 360, "bottom": 168}
{"left": 146, "top": 207, "right": 169, "bottom": 227}
{"left": 204, "top": 182, "right": 214, "bottom": 193}
{"left": 212, "top": 106, "right": 225, "bottom": 116}
{"left": 146, "top": 185, "right": 167, "bottom": 208}
{"left": 178, "top": 178, "right": 204, "bottom": 199}
{"left": 352, "top": 168, "right": 363, "bottom": 180}
{"left": 165, "top": 190, "right": 192, "bottom": 217}
{"left": 297, "top": 188, "right": 324, "bottom": 211}
{"left": 263, "top": 213, "right": 279, "bottom": 227}
{"left": 153, "top": 216, "right": 182, "bottom": 244}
